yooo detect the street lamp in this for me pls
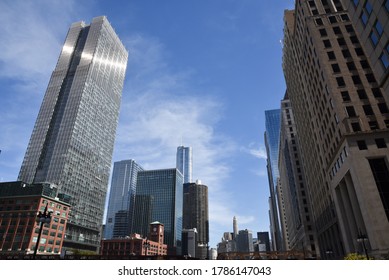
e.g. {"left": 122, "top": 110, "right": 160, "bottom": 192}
{"left": 33, "top": 203, "right": 52, "bottom": 259}
{"left": 357, "top": 231, "right": 369, "bottom": 260}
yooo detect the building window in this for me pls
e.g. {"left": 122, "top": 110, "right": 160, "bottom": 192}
{"left": 378, "top": 103, "right": 389, "bottom": 114}
{"left": 352, "top": 122, "right": 362, "bottom": 132}
{"left": 366, "top": 73, "right": 376, "bottom": 83}
{"left": 333, "top": 26, "right": 341, "bottom": 35}
{"left": 369, "top": 121, "right": 379, "bottom": 130}
{"left": 353, "top": 0, "right": 359, "bottom": 6}
{"left": 355, "top": 47, "right": 364, "bottom": 56}
{"left": 385, "top": 0, "right": 389, "bottom": 12}
{"left": 368, "top": 158, "right": 389, "bottom": 220}
{"left": 345, "top": 24, "right": 354, "bottom": 33}
{"left": 357, "top": 140, "right": 367, "bottom": 150}
{"left": 372, "top": 88, "right": 382, "bottom": 98}
{"left": 340, "top": 14, "right": 349, "bottom": 21}
{"left": 319, "top": 28, "right": 328, "bottom": 37}
{"left": 328, "top": 16, "right": 337, "bottom": 24}
{"left": 365, "top": 1, "right": 373, "bottom": 14}
{"left": 360, "top": 60, "right": 370, "bottom": 69}
{"left": 370, "top": 31, "right": 379, "bottom": 47}
{"left": 327, "top": 51, "right": 336, "bottom": 60}
{"left": 352, "top": 75, "right": 362, "bottom": 85}
{"left": 337, "top": 38, "right": 346, "bottom": 46}
{"left": 341, "top": 91, "right": 351, "bottom": 101}
{"left": 346, "top": 106, "right": 357, "bottom": 117}
{"left": 375, "top": 138, "right": 387, "bottom": 148}
{"left": 380, "top": 49, "right": 389, "bottom": 70}
{"left": 363, "top": 104, "right": 374, "bottom": 115}
{"left": 360, "top": 11, "right": 368, "bottom": 25}
{"left": 342, "top": 49, "right": 351, "bottom": 58}
{"left": 315, "top": 18, "right": 324, "bottom": 26}
{"left": 337, "top": 77, "right": 346, "bottom": 87}
{"left": 347, "top": 61, "right": 356, "bottom": 71}
{"left": 323, "top": 39, "right": 332, "bottom": 48}
{"left": 350, "top": 35, "right": 359, "bottom": 44}
{"left": 332, "top": 63, "right": 341, "bottom": 73}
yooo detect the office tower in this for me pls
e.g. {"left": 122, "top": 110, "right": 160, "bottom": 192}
{"left": 183, "top": 180, "right": 209, "bottom": 259}
{"left": 283, "top": 1, "right": 389, "bottom": 258}
{"left": 182, "top": 228, "right": 198, "bottom": 258}
{"left": 236, "top": 229, "right": 254, "bottom": 253}
{"left": 104, "top": 160, "right": 143, "bottom": 239}
{"left": 342, "top": 0, "right": 389, "bottom": 98}
{"left": 278, "top": 93, "right": 318, "bottom": 258}
{"left": 0, "top": 181, "right": 70, "bottom": 255}
{"left": 257, "top": 232, "right": 271, "bottom": 252}
{"left": 18, "top": 16, "right": 128, "bottom": 252}
{"left": 264, "top": 109, "right": 282, "bottom": 251}
{"left": 132, "top": 168, "right": 183, "bottom": 255}
{"left": 176, "top": 146, "right": 193, "bottom": 183}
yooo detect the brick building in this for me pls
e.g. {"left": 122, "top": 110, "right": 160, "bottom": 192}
{"left": 0, "top": 181, "right": 70, "bottom": 256}
{"left": 100, "top": 222, "right": 167, "bottom": 257}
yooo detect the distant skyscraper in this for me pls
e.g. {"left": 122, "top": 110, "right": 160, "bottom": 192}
{"left": 183, "top": 180, "right": 209, "bottom": 259}
{"left": 277, "top": 93, "right": 318, "bottom": 258}
{"left": 104, "top": 160, "right": 143, "bottom": 239}
{"left": 132, "top": 168, "right": 183, "bottom": 255}
{"left": 233, "top": 216, "right": 238, "bottom": 238}
{"left": 236, "top": 229, "right": 254, "bottom": 253}
{"left": 264, "top": 109, "right": 282, "bottom": 252}
{"left": 283, "top": 1, "right": 389, "bottom": 258}
{"left": 18, "top": 16, "right": 128, "bottom": 251}
{"left": 257, "top": 232, "right": 271, "bottom": 252}
{"left": 176, "top": 146, "right": 193, "bottom": 183}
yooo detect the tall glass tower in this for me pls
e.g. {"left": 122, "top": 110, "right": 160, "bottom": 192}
{"left": 104, "top": 160, "right": 143, "bottom": 239}
{"left": 264, "top": 109, "right": 282, "bottom": 252}
{"left": 132, "top": 168, "right": 183, "bottom": 255}
{"left": 18, "top": 16, "right": 128, "bottom": 252}
{"left": 176, "top": 146, "right": 192, "bottom": 183}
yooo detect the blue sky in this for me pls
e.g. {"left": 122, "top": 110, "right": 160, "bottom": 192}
{"left": 0, "top": 0, "right": 294, "bottom": 248}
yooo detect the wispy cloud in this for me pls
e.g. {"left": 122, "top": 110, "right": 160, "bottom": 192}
{"left": 241, "top": 142, "right": 267, "bottom": 160}
{"left": 115, "top": 34, "right": 257, "bottom": 244}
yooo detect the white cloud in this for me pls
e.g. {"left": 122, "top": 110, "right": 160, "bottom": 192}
{"left": 241, "top": 142, "right": 267, "bottom": 160}
{"left": 114, "top": 34, "right": 258, "bottom": 245}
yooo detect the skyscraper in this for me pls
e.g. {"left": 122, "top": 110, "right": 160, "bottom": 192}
{"left": 104, "top": 160, "right": 143, "bottom": 239}
{"left": 176, "top": 146, "right": 193, "bottom": 183}
{"left": 183, "top": 180, "right": 209, "bottom": 259}
{"left": 132, "top": 168, "right": 183, "bottom": 255}
{"left": 283, "top": 0, "right": 389, "bottom": 258}
{"left": 18, "top": 16, "right": 128, "bottom": 252}
{"left": 264, "top": 109, "right": 282, "bottom": 252}
{"left": 278, "top": 93, "right": 318, "bottom": 258}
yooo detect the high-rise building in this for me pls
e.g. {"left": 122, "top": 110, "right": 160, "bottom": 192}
{"left": 264, "top": 109, "right": 282, "bottom": 251}
{"left": 183, "top": 180, "right": 209, "bottom": 259}
{"left": 176, "top": 146, "right": 193, "bottom": 184}
{"left": 132, "top": 168, "right": 183, "bottom": 255}
{"left": 342, "top": 0, "right": 389, "bottom": 98}
{"left": 17, "top": 16, "right": 128, "bottom": 252}
{"left": 236, "top": 229, "right": 254, "bottom": 253}
{"left": 256, "top": 232, "right": 271, "bottom": 252}
{"left": 277, "top": 93, "right": 318, "bottom": 258}
{"left": 104, "top": 160, "right": 143, "bottom": 239}
{"left": 282, "top": 0, "right": 389, "bottom": 259}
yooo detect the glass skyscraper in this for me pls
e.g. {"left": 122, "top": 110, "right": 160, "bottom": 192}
{"left": 104, "top": 160, "right": 143, "bottom": 239}
{"left": 264, "top": 109, "right": 282, "bottom": 251}
{"left": 176, "top": 146, "right": 193, "bottom": 184}
{"left": 132, "top": 168, "right": 183, "bottom": 255}
{"left": 18, "top": 16, "right": 128, "bottom": 251}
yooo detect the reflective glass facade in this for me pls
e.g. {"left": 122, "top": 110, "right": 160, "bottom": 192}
{"left": 104, "top": 160, "right": 143, "bottom": 239}
{"left": 176, "top": 146, "right": 192, "bottom": 184}
{"left": 133, "top": 169, "right": 183, "bottom": 254}
{"left": 18, "top": 16, "right": 128, "bottom": 251}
